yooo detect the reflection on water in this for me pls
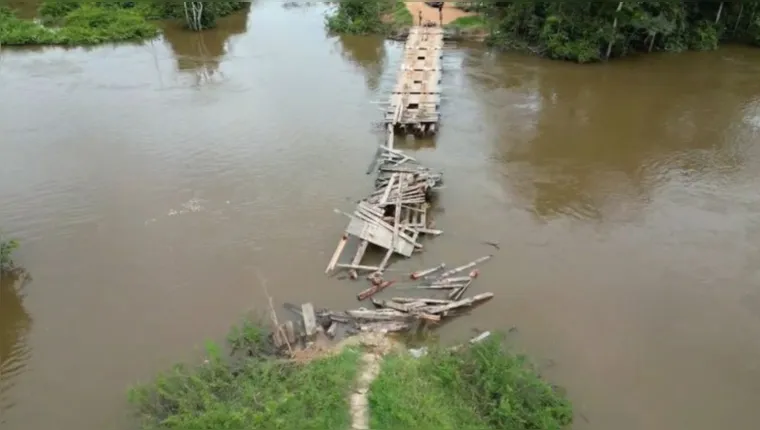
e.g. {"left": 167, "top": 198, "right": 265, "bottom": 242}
{"left": 464, "top": 50, "right": 760, "bottom": 221}
{"left": 161, "top": 8, "right": 250, "bottom": 86}
{"left": 335, "top": 34, "right": 386, "bottom": 92}
{"left": 0, "top": 274, "right": 32, "bottom": 424}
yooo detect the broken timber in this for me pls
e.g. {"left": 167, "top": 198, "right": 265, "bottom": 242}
{"left": 326, "top": 25, "right": 445, "bottom": 278}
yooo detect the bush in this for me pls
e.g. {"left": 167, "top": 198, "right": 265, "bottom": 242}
{"left": 1, "top": 1, "right": 248, "bottom": 45}
{"left": 0, "top": 4, "right": 159, "bottom": 45}
{"left": 129, "top": 321, "right": 360, "bottom": 430}
{"left": 326, "top": 0, "right": 408, "bottom": 35}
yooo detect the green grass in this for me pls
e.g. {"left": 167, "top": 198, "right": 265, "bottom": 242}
{"left": 128, "top": 321, "right": 360, "bottom": 430}
{"left": 446, "top": 15, "right": 488, "bottom": 30}
{"left": 370, "top": 336, "right": 573, "bottom": 429}
{"left": 0, "top": 4, "right": 159, "bottom": 46}
{"left": 0, "top": 2, "right": 248, "bottom": 46}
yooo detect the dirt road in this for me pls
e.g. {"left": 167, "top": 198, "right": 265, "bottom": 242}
{"left": 404, "top": 2, "right": 474, "bottom": 26}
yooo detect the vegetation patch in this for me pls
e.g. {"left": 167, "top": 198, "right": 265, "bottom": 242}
{"left": 128, "top": 320, "right": 360, "bottom": 430}
{"left": 326, "top": 0, "right": 411, "bottom": 35}
{"left": 446, "top": 15, "right": 489, "bottom": 30}
{"left": 448, "top": 2, "right": 760, "bottom": 62}
{"left": 0, "top": 1, "right": 247, "bottom": 46}
{"left": 369, "top": 335, "right": 573, "bottom": 429}
{"left": 0, "top": 231, "right": 20, "bottom": 275}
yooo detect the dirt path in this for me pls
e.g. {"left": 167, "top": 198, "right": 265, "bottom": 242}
{"left": 404, "top": 2, "right": 475, "bottom": 26}
{"left": 343, "top": 332, "right": 400, "bottom": 430}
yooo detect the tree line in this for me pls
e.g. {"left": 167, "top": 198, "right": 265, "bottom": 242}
{"left": 462, "top": 1, "right": 760, "bottom": 62}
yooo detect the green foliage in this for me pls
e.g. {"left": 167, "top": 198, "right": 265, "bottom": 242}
{"left": 226, "top": 317, "right": 274, "bottom": 358}
{"left": 129, "top": 320, "right": 359, "bottom": 429}
{"left": 38, "top": 0, "right": 80, "bottom": 19}
{"left": 0, "top": 231, "right": 20, "bottom": 274}
{"left": 370, "top": 335, "right": 573, "bottom": 429}
{"left": 0, "top": 1, "right": 248, "bottom": 45}
{"left": 326, "top": 0, "right": 408, "bottom": 35}
{"left": 468, "top": 1, "right": 760, "bottom": 63}
{"left": 446, "top": 15, "right": 488, "bottom": 30}
{"left": 159, "top": 2, "right": 248, "bottom": 30}
{"left": 0, "top": 3, "right": 158, "bottom": 45}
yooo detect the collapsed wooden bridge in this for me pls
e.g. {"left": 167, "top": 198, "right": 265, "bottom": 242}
{"left": 326, "top": 26, "right": 445, "bottom": 280}
{"left": 316, "top": 26, "right": 494, "bottom": 336}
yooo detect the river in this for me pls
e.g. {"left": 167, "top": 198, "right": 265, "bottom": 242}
{"left": 1, "top": 2, "right": 760, "bottom": 429}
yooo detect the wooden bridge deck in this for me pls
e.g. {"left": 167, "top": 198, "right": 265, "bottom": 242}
{"left": 386, "top": 27, "right": 444, "bottom": 136}
{"left": 325, "top": 27, "right": 446, "bottom": 281}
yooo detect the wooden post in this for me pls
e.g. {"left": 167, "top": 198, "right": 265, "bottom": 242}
{"left": 301, "top": 303, "right": 317, "bottom": 337}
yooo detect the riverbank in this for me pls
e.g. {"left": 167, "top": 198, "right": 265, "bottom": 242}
{"left": 0, "top": 2, "right": 247, "bottom": 46}
{"left": 326, "top": 1, "right": 760, "bottom": 62}
{"left": 128, "top": 321, "right": 572, "bottom": 429}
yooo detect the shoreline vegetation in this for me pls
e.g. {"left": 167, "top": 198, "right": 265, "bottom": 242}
{"left": 325, "top": 0, "right": 412, "bottom": 35}
{"left": 328, "top": 1, "right": 760, "bottom": 63}
{"left": 0, "top": 1, "right": 248, "bottom": 46}
{"left": 128, "top": 320, "right": 573, "bottom": 429}
{"left": 0, "top": 231, "right": 19, "bottom": 276}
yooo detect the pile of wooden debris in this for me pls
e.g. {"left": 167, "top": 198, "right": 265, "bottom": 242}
{"left": 326, "top": 141, "right": 444, "bottom": 280}
{"left": 272, "top": 256, "right": 495, "bottom": 350}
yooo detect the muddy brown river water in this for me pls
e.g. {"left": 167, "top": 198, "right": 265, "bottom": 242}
{"left": 2, "top": 2, "right": 760, "bottom": 429}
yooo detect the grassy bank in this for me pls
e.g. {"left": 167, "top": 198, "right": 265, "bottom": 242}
{"left": 326, "top": 0, "right": 412, "bottom": 35}
{"left": 0, "top": 2, "right": 247, "bottom": 46}
{"left": 128, "top": 320, "right": 360, "bottom": 429}
{"left": 129, "top": 321, "right": 573, "bottom": 430}
{"left": 0, "top": 4, "right": 158, "bottom": 46}
{"left": 370, "top": 336, "right": 573, "bottom": 429}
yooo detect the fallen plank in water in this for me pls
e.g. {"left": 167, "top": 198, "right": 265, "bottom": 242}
{"left": 357, "top": 280, "right": 395, "bottom": 301}
{"left": 359, "top": 321, "right": 411, "bottom": 333}
{"left": 391, "top": 297, "right": 454, "bottom": 305}
{"left": 421, "top": 293, "right": 494, "bottom": 315}
{"left": 347, "top": 308, "right": 412, "bottom": 321}
{"left": 435, "top": 255, "right": 492, "bottom": 280}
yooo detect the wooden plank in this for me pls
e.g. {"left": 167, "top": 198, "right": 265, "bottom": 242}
{"left": 326, "top": 322, "right": 338, "bottom": 338}
{"left": 344, "top": 217, "right": 416, "bottom": 257}
{"left": 348, "top": 239, "right": 370, "bottom": 279}
{"left": 283, "top": 320, "right": 296, "bottom": 344}
{"left": 301, "top": 303, "right": 317, "bottom": 337}
{"left": 421, "top": 293, "right": 495, "bottom": 315}
{"left": 325, "top": 234, "right": 348, "bottom": 273}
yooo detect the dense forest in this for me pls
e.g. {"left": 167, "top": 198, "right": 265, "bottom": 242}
{"left": 460, "top": 1, "right": 760, "bottom": 62}
{"left": 328, "top": 1, "right": 760, "bottom": 62}
{"left": 0, "top": 1, "right": 248, "bottom": 45}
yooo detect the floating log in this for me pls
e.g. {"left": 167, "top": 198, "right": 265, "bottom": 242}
{"left": 435, "top": 255, "right": 493, "bottom": 280}
{"left": 410, "top": 263, "right": 445, "bottom": 279}
{"left": 391, "top": 297, "right": 454, "bottom": 305}
{"left": 357, "top": 280, "right": 395, "bottom": 301}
